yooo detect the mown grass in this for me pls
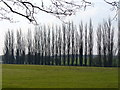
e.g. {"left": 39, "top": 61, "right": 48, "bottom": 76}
{"left": 0, "top": 64, "right": 2, "bottom": 89}
{"left": 2, "top": 64, "right": 118, "bottom": 88}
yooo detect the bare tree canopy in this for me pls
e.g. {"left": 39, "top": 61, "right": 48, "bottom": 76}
{"left": 0, "top": 0, "right": 92, "bottom": 24}
{"left": 0, "top": 0, "right": 119, "bottom": 24}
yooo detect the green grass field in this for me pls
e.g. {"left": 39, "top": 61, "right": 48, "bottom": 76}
{"left": 2, "top": 64, "right": 118, "bottom": 88}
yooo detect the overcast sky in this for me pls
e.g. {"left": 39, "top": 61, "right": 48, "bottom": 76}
{"left": 0, "top": 0, "right": 118, "bottom": 55}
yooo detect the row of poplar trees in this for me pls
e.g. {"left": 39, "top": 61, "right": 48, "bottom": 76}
{"left": 3, "top": 19, "right": 120, "bottom": 67}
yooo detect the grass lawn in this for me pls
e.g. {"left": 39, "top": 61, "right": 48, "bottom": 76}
{"left": 2, "top": 64, "right": 118, "bottom": 88}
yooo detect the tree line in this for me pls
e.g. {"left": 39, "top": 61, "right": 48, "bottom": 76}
{"left": 2, "top": 19, "right": 120, "bottom": 67}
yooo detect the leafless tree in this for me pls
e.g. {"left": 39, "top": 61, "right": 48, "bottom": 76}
{"left": 21, "top": 36, "right": 26, "bottom": 64}
{"left": 97, "top": 24, "right": 102, "bottom": 66}
{"left": 33, "top": 27, "right": 41, "bottom": 64}
{"left": 10, "top": 30, "right": 15, "bottom": 64}
{"left": 40, "top": 28, "right": 44, "bottom": 65}
{"left": 118, "top": 1, "right": 120, "bottom": 67}
{"left": 106, "top": 19, "right": 115, "bottom": 67}
{"left": 3, "top": 19, "right": 118, "bottom": 67}
{"left": 57, "top": 26, "right": 62, "bottom": 65}
{"left": 62, "top": 24, "right": 66, "bottom": 65}
{"left": 43, "top": 25, "right": 47, "bottom": 65}
{"left": 102, "top": 22, "right": 108, "bottom": 67}
{"left": 0, "top": 0, "right": 92, "bottom": 24}
{"left": 51, "top": 26, "right": 55, "bottom": 65}
{"left": 79, "top": 22, "right": 83, "bottom": 66}
{"left": 33, "top": 29, "right": 38, "bottom": 64}
{"left": 118, "top": 21, "right": 120, "bottom": 67}
{"left": 71, "top": 22, "right": 75, "bottom": 66}
{"left": 3, "top": 30, "right": 14, "bottom": 64}
{"left": 100, "top": 19, "right": 115, "bottom": 67}
{"left": 16, "top": 29, "right": 23, "bottom": 64}
{"left": 88, "top": 19, "right": 93, "bottom": 66}
{"left": 75, "top": 30, "right": 79, "bottom": 66}
{"left": 104, "top": 0, "right": 119, "bottom": 21}
{"left": 66, "top": 22, "right": 71, "bottom": 66}
{"left": 47, "top": 26, "right": 51, "bottom": 65}
{"left": 27, "top": 29, "right": 33, "bottom": 64}
{"left": 3, "top": 31, "right": 9, "bottom": 64}
{"left": 55, "top": 25, "right": 59, "bottom": 65}
{"left": 0, "top": 0, "right": 119, "bottom": 24}
{"left": 84, "top": 23, "right": 87, "bottom": 66}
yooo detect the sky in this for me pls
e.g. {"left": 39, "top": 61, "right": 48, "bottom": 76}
{"left": 0, "top": 0, "right": 119, "bottom": 55}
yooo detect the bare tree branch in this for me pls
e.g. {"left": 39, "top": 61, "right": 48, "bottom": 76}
{"left": 104, "top": 0, "right": 119, "bottom": 21}
{"left": 104, "top": 0, "right": 118, "bottom": 8}
{"left": 0, "top": 0, "right": 92, "bottom": 24}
